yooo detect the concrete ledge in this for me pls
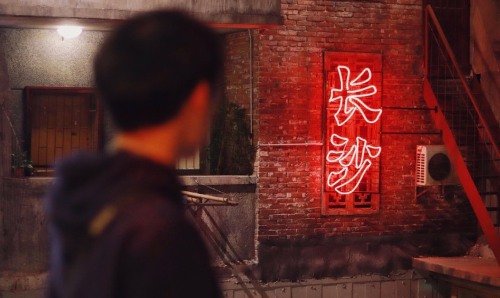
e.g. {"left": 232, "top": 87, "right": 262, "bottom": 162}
{"left": 12, "top": 175, "right": 258, "bottom": 187}
{"left": 220, "top": 271, "right": 431, "bottom": 298}
{"left": 413, "top": 256, "right": 500, "bottom": 287}
{"left": 181, "top": 175, "right": 257, "bottom": 186}
{"left": 0, "top": 0, "right": 282, "bottom": 30}
{"left": 0, "top": 272, "right": 47, "bottom": 292}
{"left": 0, "top": 270, "right": 430, "bottom": 296}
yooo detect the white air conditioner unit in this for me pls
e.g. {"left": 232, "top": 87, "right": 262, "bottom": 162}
{"left": 416, "top": 145, "right": 460, "bottom": 186}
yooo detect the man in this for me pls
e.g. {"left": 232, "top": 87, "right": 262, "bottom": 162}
{"left": 45, "top": 10, "right": 223, "bottom": 298}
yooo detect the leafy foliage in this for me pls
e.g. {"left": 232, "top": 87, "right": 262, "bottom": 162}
{"left": 208, "top": 100, "right": 255, "bottom": 175}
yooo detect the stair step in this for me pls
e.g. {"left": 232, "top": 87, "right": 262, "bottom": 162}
{"left": 450, "top": 127, "right": 481, "bottom": 132}
{"left": 469, "top": 161, "right": 498, "bottom": 167}
{"left": 481, "top": 141, "right": 500, "bottom": 146}
{"left": 473, "top": 173, "right": 500, "bottom": 178}
{"left": 463, "top": 157, "right": 500, "bottom": 161}
{"left": 466, "top": 165, "right": 499, "bottom": 171}
{"left": 468, "top": 173, "right": 499, "bottom": 179}
{"left": 481, "top": 191, "right": 500, "bottom": 196}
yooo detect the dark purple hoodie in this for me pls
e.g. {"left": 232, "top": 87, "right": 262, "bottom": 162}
{"left": 45, "top": 151, "right": 221, "bottom": 298}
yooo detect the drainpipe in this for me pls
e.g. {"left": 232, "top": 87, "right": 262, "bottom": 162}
{"left": 248, "top": 29, "right": 253, "bottom": 138}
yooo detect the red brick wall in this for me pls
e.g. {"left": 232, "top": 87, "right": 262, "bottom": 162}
{"left": 253, "top": 1, "right": 476, "bottom": 243}
{"left": 223, "top": 31, "right": 254, "bottom": 134}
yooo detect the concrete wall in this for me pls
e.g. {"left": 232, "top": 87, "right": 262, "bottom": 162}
{"left": 0, "top": 26, "right": 258, "bottom": 274}
{"left": 0, "top": 0, "right": 281, "bottom": 28}
{"left": 1, "top": 28, "right": 105, "bottom": 89}
{"left": 182, "top": 176, "right": 257, "bottom": 266}
{"left": 0, "top": 175, "right": 257, "bottom": 294}
{"left": 1, "top": 178, "right": 50, "bottom": 272}
{"left": 0, "top": 270, "right": 459, "bottom": 298}
{"left": 0, "top": 30, "right": 12, "bottom": 164}
{"left": 221, "top": 271, "right": 439, "bottom": 298}
{"left": 0, "top": 28, "right": 12, "bottom": 274}
{"left": 0, "top": 176, "right": 257, "bottom": 274}
{"left": 0, "top": 28, "right": 106, "bottom": 143}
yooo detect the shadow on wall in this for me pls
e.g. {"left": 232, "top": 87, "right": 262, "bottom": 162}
{"left": 1, "top": 178, "right": 50, "bottom": 272}
{"left": 0, "top": 177, "right": 257, "bottom": 275}
{"left": 186, "top": 183, "right": 257, "bottom": 268}
{"left": 256, "top": 233, "right": 476, "bottom": 282}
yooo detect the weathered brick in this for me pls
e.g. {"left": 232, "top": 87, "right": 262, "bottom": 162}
{"left": 222, "top": 0, "right": 477, "bottom": 243}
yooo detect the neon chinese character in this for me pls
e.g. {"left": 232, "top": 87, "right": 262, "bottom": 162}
{"left": 329, "top": 66, "right": 382, "bottom": 126}
{"left": 326, "top": 134, "right": 381, "bottom": 195}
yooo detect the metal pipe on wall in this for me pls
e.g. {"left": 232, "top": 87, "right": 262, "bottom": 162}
{"left": 258, "top": 142, "right": 324, "bottom": 147}
{"left": 248, "top": 29, "right": 254, "bottom": 137}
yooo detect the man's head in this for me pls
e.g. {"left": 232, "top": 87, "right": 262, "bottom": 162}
{"left": 94, "top": 10, "right": 223, "bottom": 132}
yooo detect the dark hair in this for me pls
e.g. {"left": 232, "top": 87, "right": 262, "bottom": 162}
{"left": 94, "top": 10, "right": 223, "bottom": 131}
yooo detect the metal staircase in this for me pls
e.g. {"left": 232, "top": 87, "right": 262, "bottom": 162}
{"left": 424, "top": 5, "right": 500, "bottom": 263}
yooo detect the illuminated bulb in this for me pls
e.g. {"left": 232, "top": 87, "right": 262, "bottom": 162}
{"left": 57, "top": 26, "right": 83, "bottom": 39}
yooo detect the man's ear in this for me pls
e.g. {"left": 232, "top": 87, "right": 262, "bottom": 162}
{"left": 175, "top": 80, "right": 212, "bottom": 154}
{"left": 184, "top": 81, "right": 210, "bottom": 113}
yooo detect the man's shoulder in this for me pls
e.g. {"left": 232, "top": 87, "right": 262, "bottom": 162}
{"left": 121, "top": 193, "right": 185, "bottom": 227}
{"left": 112, "top": 194, "right": 194, "bottom": 242}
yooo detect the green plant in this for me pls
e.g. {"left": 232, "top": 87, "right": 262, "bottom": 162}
{"left": 11, "top": 152, "right": 34, "bottom": 176}
{"left": 208, "top": 100, "right": 256, "bottom": 175}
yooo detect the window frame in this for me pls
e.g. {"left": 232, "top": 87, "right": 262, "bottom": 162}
{"left": 321, "top": 51, "right": 383, "bottom": 215}
{"left": 23, "top": 86, "right": 102, "bottom": 175}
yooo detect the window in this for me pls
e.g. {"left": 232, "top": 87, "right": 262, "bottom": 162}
{"left": 176, "top": 99, "right": 255, "bottom": 175}
{"left": 177, "top": 150, "right": 203, "bottom": 174}
{"left": 322, "top": 52, "right": 382, "bottom": 215}
{"left": 22, "top": 88, "right": 254, "bottom": 177}
{"left": 24, "top": 87, "right": 101, "bottom": 176}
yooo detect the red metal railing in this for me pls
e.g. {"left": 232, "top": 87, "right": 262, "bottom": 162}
{"left": 424, "top": 5, "right": 500, "bottom": 263}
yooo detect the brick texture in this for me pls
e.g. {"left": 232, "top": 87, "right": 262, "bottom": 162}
{"left": 224, "top": 31, "right": 252, "bottom": 115}
{"left": 249, "top": 0, "right": 476, "bottom": 242}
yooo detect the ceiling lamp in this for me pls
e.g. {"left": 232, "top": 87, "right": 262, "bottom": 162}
{"left": 57, "top": 26, "right": 83, "bottom": 39}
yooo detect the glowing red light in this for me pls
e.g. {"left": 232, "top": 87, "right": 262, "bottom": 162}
{"left": 329, "top": 66, "right": 382, "bottom": 126}
{"left": 326, "top": 65, "right": 382, "bottom": 195}
{"left": 326, "top": 134, "right": 381, "bottom": 194}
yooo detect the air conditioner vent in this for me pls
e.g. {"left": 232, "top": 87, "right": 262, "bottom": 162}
{"left": 416, "top": 145, "right": 459, "bottom": 186}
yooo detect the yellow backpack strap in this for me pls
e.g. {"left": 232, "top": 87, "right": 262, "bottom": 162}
{"left": 88, "top": 204, "right": 118, "bottom": 237}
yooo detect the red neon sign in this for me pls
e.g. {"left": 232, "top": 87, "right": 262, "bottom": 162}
{"left": 326, "top": 65, "right": 382, "bottom": 195}
{"left": 329, "top": 66, "right": 382, "bottom": 126}
{"left": 326, "top": 134, "right": 381, "bottom": 195}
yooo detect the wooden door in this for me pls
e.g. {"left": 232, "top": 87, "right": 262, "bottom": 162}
{"left": 24, "top": 87, "right": 100, "bottom": 175}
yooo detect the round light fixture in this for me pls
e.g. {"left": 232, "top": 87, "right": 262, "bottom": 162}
{"left": 57, "top": 26, "right": 83, "bottom": 39}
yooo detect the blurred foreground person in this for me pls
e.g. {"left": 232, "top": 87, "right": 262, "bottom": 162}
{"left": 45, "top": 10, "right": 223, "bottom": 298}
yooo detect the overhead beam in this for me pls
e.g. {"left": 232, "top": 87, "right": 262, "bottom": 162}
{"left": 0, "top": 0, "right": 282, "bottom": 30}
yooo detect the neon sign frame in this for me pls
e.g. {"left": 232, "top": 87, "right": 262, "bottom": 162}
{"left": 322, "top": 52, "right": 382, "bottom": 215}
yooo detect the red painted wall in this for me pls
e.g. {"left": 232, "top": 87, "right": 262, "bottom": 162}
{"left": 224, "top": 0, "right": 477, "bottom": 280}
